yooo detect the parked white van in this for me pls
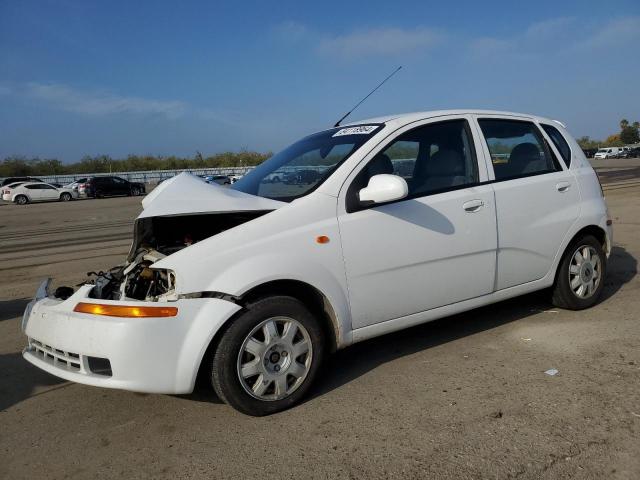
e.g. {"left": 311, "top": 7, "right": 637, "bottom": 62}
{"left": 22, "top": 110, "right": 612, "bottom": 415}
{"left": 594, "top": 147, "right": 620, "bottom": 159}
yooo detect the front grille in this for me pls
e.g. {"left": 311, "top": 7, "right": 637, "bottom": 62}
{"left": 30, "top": 339, "right": 82, "bottom": 372}
{"left": 28, "top": 338, "right": 112, "bottom": 377}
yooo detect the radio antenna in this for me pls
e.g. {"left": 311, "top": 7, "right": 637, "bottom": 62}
{"left": 334, "top": 66, "right": 402, "bottom": 128}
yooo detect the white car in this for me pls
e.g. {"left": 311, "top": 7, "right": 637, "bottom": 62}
{"left": 2, "top": 181, "right": 29, "bottom": 201}
{"left": 22, "top": 110, "right": 612, "bottom": 416}
{"left": 8, "top": 182, "right": 78, "bottom": 204}
{"left": 65, "top": 177, "right": 89, "bottom": 194}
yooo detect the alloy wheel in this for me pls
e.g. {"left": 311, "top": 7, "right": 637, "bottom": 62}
{"left": 236, "top": 316, "right": 313, "bottom": 401}
{"left": 568, "top": 245, "right": 602, "bottom": 299}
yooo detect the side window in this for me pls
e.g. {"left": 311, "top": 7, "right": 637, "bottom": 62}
{"left": 25, "top": 185, "right": 39, "bottom": 189}
{"left": 113, "top": 177, "right": 125, "bottom": 184}
{"left": 541, "top": 123, "right": 571, "bottom": 167}
{"left": 42, "top": 184, "right": 56, "bottom": 190}
{"left": 383, "top": 140, "right": 419, "bottom": 180}
{"left": 478, "top": 119, "right": 560, "bottom": 181}
{"left": 348, "top": 119, "right": 478, "bottom": 211}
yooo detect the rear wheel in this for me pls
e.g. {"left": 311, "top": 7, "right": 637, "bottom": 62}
{"left": 552, "top": 235, "right": 606, "bottom": 310}
{"left": 131, "top": 187, "right": 140, "bottom": 196}
{"left": 211, "top": 296, "right": 325, "bottom": 416}
{"left": 14, "top": 195, "right": 28, "bottom": 205}
{"left": 60, "top": 192, "right": 72, "bottom": 201}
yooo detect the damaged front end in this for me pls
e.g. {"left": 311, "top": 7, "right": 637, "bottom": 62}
{"left": 86, "top": 249, "right": 175, "bottom": 302}
{"left": 89, "top": 211, "right": 269, "bottom": 302}
{"left": 79, "top": 173, "right": 285, "bottom": 302}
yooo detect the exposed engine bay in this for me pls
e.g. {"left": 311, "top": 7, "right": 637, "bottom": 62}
{"left": 85, "top": 211, "right": 270, "bottom": 301}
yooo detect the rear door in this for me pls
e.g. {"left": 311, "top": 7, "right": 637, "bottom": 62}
{"left": 99, "top": 177, "right": 116, "bottom": 195}
{"left": 23, "top": 184, "right": 44, "bottom": 200}
{"left": 473, "top": 115, "right": 580, "bottom": 290}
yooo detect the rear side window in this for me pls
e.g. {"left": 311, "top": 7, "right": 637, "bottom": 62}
{"left": 478, "top": 119, "right": 560, "bottom": 181}
{"left": 541, "top": 124, "right": 571, "bottom": 167}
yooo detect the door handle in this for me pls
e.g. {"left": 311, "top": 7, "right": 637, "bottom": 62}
{"left": 463, "top": 199, "right": 484, "bottom": 212}
{"left": 556, "top": 182, "right": 571, "bottom": 192}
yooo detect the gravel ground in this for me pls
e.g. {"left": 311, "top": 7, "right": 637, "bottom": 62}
{"left": 0, "top": 180, "right": 638, "bottom": 479}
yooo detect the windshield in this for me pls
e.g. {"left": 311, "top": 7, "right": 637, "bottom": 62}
{"left": 231, "top": 124, "right": 381, "bottom": 201}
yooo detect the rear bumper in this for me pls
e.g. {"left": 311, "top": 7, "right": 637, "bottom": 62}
{"left": 22, "top": 284, "right": 241, "bottom": 394}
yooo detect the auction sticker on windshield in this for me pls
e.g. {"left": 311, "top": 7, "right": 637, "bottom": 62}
{"left": 332, "top": 125, "right": 379, "bottom": 137}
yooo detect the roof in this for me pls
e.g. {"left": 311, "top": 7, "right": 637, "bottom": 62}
{"left": 344, "top": 109, "right": 564, "bottom": 128}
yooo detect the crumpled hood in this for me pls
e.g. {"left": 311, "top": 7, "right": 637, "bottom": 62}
{"left": 139, "top": 172, "right": 285, "bottom": 218}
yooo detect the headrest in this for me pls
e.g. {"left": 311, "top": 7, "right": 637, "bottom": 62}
{"left": 509, "top": 143, "right": 540, "bottom": 165}
{"left": 425, "top": 149, "right": 465, "bottom": 176}
{"left": 366, "top": 154, "right": 394, "bottom": 176}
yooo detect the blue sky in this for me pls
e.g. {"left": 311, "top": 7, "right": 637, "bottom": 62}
{"left": 1, "top": 0, "right": 639, "bottom": 162}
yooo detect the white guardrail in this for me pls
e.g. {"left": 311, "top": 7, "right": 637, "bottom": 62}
{"left": 2, "top": 167, "right": 256, "bottom": 185}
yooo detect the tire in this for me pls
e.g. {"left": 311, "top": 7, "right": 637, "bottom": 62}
{"left": 60, "top": 192, "right": 72, "bottom": 201}
{"left": 14, "top": 195, "right": 28, "bottom": 205}
{"left": 211, "top": 296, "right": 325, "bottom": 416}
{"left": 552, "top": 235, "right": 606, "bottom": 310}
{"left": 130, "top": 187, "right": 139, "bottom": 196}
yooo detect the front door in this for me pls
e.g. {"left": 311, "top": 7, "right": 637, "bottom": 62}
{"left": 112, "top": 177, "right": 129, "bottom": 195}
{"left": 338, "top": 118, "right": 498, "bottom": 329}
{"left": 39, "top": 184, "right": 60, "bottom": 200}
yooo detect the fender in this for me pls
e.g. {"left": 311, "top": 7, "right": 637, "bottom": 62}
{"left": 194, "top": 252, "right": 353, "bottom": 348}
{"left": 542, "top": 166, "right": 610, "bottom": 286}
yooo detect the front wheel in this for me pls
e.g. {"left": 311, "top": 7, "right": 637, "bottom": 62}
{"left": 552, "top": 235, "right": 606, "bottom": 310}
{"left": 60, "top": 192, "right": 72, "bottom": 201}
{"left": 211, "top": 296, "right": 325, "bottom": 416}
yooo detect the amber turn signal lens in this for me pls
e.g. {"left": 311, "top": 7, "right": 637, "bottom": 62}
{"left": 316, "top": 235, "right": 330, "bottom": 244}
{"left": 73, "top": 302, "right": 178, "bottom": 318}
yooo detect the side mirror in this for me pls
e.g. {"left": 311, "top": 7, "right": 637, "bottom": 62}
{"left": 358, "top": 174, "right": 408, "bottom": 205}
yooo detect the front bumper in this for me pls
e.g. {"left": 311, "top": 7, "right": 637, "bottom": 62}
{"left": 22, "top": 282, "right": 241, "bottom": 394}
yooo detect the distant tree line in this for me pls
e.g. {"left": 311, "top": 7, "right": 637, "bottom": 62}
{"left": 2, "top": 117, "right": 639, "bottom": 178}
{"left": 0, "top": 150, "right": 271, "bottom": 178}
{"left": 577, "top": 118, "right": 640, "bottom": 149}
